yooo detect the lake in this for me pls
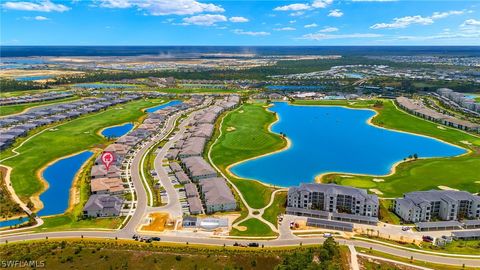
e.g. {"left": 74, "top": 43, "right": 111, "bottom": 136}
{"left": 0, "top": 218, "right": 28, "bottom": 229}
{"left": 230, "top": 102, "right": 466, "bottom": 187}
{"left": 39, "top": 151, "right": 94, "bottom": 216}
{"left": 101, "top": 123, "right": 133, "bottom": 138}
{"left": 266, "top": 85, "right": 325, "bottom": 91}
{"left": 15, "top": 75, "right": 53, "bottom": 81}
{"left": 145, "top": 100, "right": 182, "bottom": 113}
{"left": 73, "top": 83, "right": 134, "bottom": 89}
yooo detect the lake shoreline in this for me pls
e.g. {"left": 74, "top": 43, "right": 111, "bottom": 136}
{"left": 229, "top": 101, "right": 469, "bottom": 191}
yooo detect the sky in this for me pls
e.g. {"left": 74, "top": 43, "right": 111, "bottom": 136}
{"left": 1, "top": 0, "right": 479, "bottom": 46}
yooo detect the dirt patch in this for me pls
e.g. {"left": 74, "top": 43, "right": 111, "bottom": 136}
{"left": 226, "top": 126, "right": 236, "bottom": 132}
{"left": 141, "top": 212, "right": 170, "bottom": 232}
{"left": 369, "top": 189, "right": 384, "bottom": 195}
{"left": 437, "top": 125, "right": 446, "bottom": 130}
{"left": 437, "top": 185, "right": 459, "bottom": 191}
{"left": 234, "top": 225, "right": 247, "bottom": 231}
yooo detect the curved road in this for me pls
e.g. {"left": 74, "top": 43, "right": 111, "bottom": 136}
{"left": 1, "top": 99, "right": 480, "bottom": 268}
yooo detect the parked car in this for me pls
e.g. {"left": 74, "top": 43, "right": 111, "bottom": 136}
{"left": 248, "top": 242, "right": 259, "bottom": 247}
{"left": 402, "top": 226, "right": 410, "bottom": 231}
{"left": 151, "top": 237, "right": 161, "bottom": 241}
{"left": 422, "top": 236, "right": 434, "bottom": 242}
{"left": 323, "top": 233, "right": 332, "bottom": 238}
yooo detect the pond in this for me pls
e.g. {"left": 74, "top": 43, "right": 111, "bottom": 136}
{"left": 0, "top": 218, "right": 28, "bottom": 229}
{"left": 101, "top": 122, "right": 134, "bottom": 138}
{"left": 230, "top": 102, "right": 467, "bottom": 187}
{"left": 266, "top": 85, "right": 325, "bottom": 91}
{"left": 145, "top": 100, "right": 182, "bottom": 113}
{"left": 39, "top": 151, "right": 94, "bottom": 216}
{"left": 15, "top": 75, "right": 54, "bottom": 81}
{"left": 73, "top": 83, "right": 134, "bottom": 89}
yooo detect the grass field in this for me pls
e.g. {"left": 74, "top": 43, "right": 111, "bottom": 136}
{"left": 262, "top": 191, "right": 287, "bottom": 228}
{"left": 295, "top": 99, "right": 480, "bottom": 198}
{"left": 230, "top": 218, "right": 278, "bottom": 237}
{"left": 210, "top": 103, "right": 287, "bottom": 209}
{"left": 1, "top": 99, "right": 167, "bottom": 203}
{"left": 0, "top": 96, "right": 80, "bottom": 117}
{"left": 356, "top": 247, "right": 477, "bottom": 270}
{"left": 34, "top": 215, "right": 123, "bottom": 232}
{"left": 2, "top": 239, "right": 343, "bottom": 270}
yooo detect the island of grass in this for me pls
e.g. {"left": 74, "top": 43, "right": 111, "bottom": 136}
{"left": 230, "top": 217, "right": 278, "bottom": 237}
{"left": 294, "top": 99, "right": 480, "bottom": 198}
{"left": 1, "top": 98, "right": 168, "bottom": 212}
{"left": 262, "top": 191, "right": 287, "bottom": 228}
{"left": 209, "top": 102, "right": 287, "bottom": 209}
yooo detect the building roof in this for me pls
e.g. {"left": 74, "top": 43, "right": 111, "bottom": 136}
{"left": 91, "top": 177, "right": 124, "bottom": 193}
{"left": 83, "top": 194, "right": 123, "bottom": 213}
{"left": 415, "top": 220, "right": 463, "bottom": 229}
{"left": 182, "top": 156, "right": 216, "bottom": 178}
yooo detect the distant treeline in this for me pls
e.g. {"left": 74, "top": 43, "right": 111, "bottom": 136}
{"left": 0, "top": 79, "right": 49, "bottom": 92}
{"left": 50, "top": 56, "right": 437, "bottom": 84}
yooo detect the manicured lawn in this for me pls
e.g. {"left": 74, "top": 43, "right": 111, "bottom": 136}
{"left": 210, "top": 103, "right": 287, "bottom": 209}
{"left": 230, "top": 218, "right": 278, "bottom": 237}
{"left": 34, "top": 214, "right": 123, "bottom": 232}
{"left": 300, "top": 100, "right": 480, "bottom": 198}
{"left": 378, "top": 199, "right": 402, "bottom": 225}
{"left": 2, "top": 99, "right": 167, "bottom": 202}
{"left": 0, "top": 96, "right": 79, "bottom": 117}
{"left": 262, "top": 191, "right": 287, "bottom": 228}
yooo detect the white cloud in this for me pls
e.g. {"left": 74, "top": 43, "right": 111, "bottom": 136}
{"left": 3, "top": 0, "right": 69, "bottom": 12}
{"left": 289, "top": 20, "right": 297, "bottom": 24}
{"left": 98, "top": 0, "right": 224, "bottom": 16}
{"left": 328, "top": 9, "right": 343, "bottom": 17}
{"left": 462, "top": 19, "right": 480, "bottom": 27}
{"left": 229, "top": 16, "right": 249, "bottom": 23}
{"left": 371, "top": 10, "right": 464, "bottom": 29}
{"left": 233, "top": 29, "right": 270, "bottom": 36}
{"left": 274, "top": 3, "right": 311, "bottom": 11}
{"left": 312, "top": 0, "right": 333, "bottom": 8}
{"left": 274, "top": 0, "right": 332, "bottom": 12}
{"left": 290, "top": 11, "right": 305, "bottom": 16}
{"left": 319, "top": 26, "right": 339, "bottom": 32}
{"left": 274, "top": 27, "right": 296, "bottom": 31}
{"left": 182, "top": 14, "right": 227, "bottom": 26}
{"left": 351, "top": 0, "right": 397, "bottom": 2}
{"left": 304, "top": 23, "right": 318, "bottom": 28}
{"left": 301, "top": 32, "right": 382, "bottom": 40}
{"left": 34, "top": 15, "right": 49, "bottom": 20}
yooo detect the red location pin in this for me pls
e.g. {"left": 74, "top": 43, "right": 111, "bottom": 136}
{"left": 101, "top": 151, "right": 115, "bottom": 171}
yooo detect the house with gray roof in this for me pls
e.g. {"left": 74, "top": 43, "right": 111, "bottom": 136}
{"left": 287, "top": 183, "right": 379, "bottom": 218}
{"left": 187, "top": 197, "right": 203, "bottom": 215}
{"left": 83, "top": 194, "right": 124, "bottom": 217}
{"left": 181, "top": 156, "right": 217, "bottom": 181}
{"left": 394, "top": 190, "right": 480, "bottom": 222}
{"left": 178, "top": 137, "right": 207, "bottom": 158}
{"left": 199, "top": 177, "right": 236, "bottom": 214}
{"left": 174, "top": 170, "right": 191, "bottom": 184}
{"left": 185, "top": 183, "right": 200, "bottom": 198}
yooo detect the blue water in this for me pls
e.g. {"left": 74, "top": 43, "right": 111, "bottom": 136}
{"left": 464, "top": 94, "right": 479, "bottom": 100}
{"left": 231, "top": 102, "right": 467, "bottom": 187}
{"left": 0, "top": 218, "right": 28, "bottom": 229}
{"left": 16, "top": 75, "right": 53, "bottom": 81}
{"left": 267, "top": 85, "right": 325, "bottom": 91}
{"left": 73, "top": 83, "right": 134, "bottom": 89}
{"left": 145, "top": 100, "right": 182, "bottom": 113}
{"left": 39, "top": 151, "right": 94, "bottom": 216}
{"left": 101, "top": 123, "right": 134, "bottom": 138}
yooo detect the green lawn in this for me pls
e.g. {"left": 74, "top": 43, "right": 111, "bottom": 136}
{"left": 299, "top": 100, "right": 480, "bottom": 198}
{"left": 0, "top": 96, "right": 80, "bottom": 117}
{"left": 262, "top": 191, "right": 287, "bottom": 228}
{"left": 378, "top": 199, "right": 402, "bottom": 225}
{"left": 210, "top": 103, "right": 287, "bottom": 209}
{"left": 34, "top": 214, "right": 123, "bottom": 232}
{"left": 1, "top": 99, "right": 167, "bottom": 203}
{"left": 230, "top": 218, "right": 278, "bottom": 237}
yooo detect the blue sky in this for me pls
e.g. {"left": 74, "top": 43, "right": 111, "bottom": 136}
{"left": 1, "top": 0, "right": 479, "bottom": 45}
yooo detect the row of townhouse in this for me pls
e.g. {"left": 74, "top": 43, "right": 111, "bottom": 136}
{"left": 437, "top": 88, "right": 480, "bottom": 114}
{"left": 0, "top": 91, "right": 73, "bottom": 106}
{"left": 166, "top": 95, "right": 240, "bottom": 215}
{"left": 394, "top": 190, "right": 480, "bottom": 223}
{"left": 286, "top": 183, "right": 379, "bottom": 225}
{"left": 396, "top": 96, "right": 480, "bottom": 133}
{"left": 83, "top": 96, "right": 204, "bottom": 218}
{"left": 0, "top": 95, "right": 141, "bottom": 150}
